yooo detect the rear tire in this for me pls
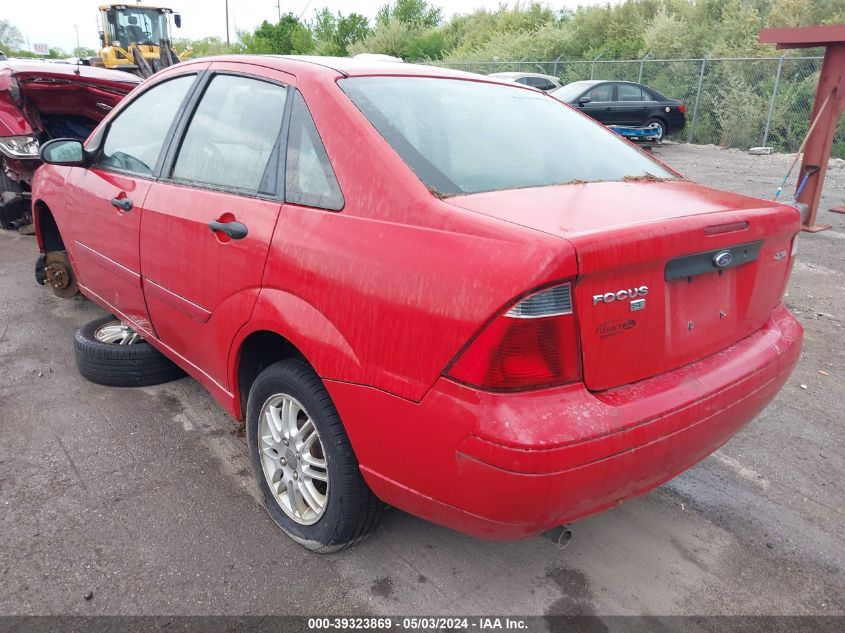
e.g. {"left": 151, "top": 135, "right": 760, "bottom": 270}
{"left": 74, "top": 315, "right": 184, "bottom": 387}
{"left": 646, "top": 117, "right": 667, "bottom": 141}
{"left": 247, "top": 359, "right": 384, "bottom": 552}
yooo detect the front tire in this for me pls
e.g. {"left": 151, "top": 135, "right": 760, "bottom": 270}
{"left": 247, "top": 359, "right": 384, "bottom": 552}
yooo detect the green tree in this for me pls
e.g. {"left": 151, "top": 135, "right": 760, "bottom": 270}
{"left": 72, "top": 46, "right": 97, "bottom": 59}
{"left": 0, "top": 20, "right": 25, "bottom": 51}
{"left": 376, "top": 0, "right": 442, "bottom": 29}
{"left": 236, "top": 14, "right": 314, "bottom": 54}
{"left": 173, "top": 36, "right": 233, "bottom": 58}
{"left": 312, "top": 8, "right": 370, "bottom": 56}
{"left": 348, "top": 19, "right": 413, "bottom": 59}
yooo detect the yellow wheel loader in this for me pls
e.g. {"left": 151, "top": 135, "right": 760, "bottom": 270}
{"left": 94, "top": 3, "right": 191, "bottom": 78}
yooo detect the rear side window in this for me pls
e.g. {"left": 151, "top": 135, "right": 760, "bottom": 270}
{"left": 617, "top": 84, "right": 643, "bottom": 101}
{"left": 172, "top": 74, "right": 288, "bottom": 193}
{"left": 642, "top": 88, "right": 660, "bottom": 101}
{"left": 99, "top": 74, "right": 195, "bottom": 176}
{"left": 285, "top": 91, "right": 343, "bottom": 211}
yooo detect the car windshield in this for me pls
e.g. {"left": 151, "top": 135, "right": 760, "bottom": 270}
{"left": 339, "top": 76, "right": 673, "bottom": 197}
{"left": 549, "top": 81, "right": 596, "bottom": 103}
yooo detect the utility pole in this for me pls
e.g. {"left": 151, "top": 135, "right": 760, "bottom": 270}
{"left": 74, "top": 24, "right": 80, "bottom": 54}
{"left": 276, "top": 0, "right": 282, "bottom": 21}
{"left": 225, "top": 0, "right": 230, "bottom": 46}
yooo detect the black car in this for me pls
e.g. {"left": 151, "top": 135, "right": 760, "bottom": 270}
{"left": 551, "top": 80, "right": 686, "bottom": 140}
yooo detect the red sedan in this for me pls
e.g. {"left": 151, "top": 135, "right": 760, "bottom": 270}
{"left": 32, "top": 56, "right": 802, "bottom": 551}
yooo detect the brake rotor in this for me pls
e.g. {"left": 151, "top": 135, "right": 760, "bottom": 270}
{"left": 43, "top": 251, "right": 79, "bottom": 299}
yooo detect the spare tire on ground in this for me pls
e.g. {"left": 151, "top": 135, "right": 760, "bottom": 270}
{"left": 74, "top": 315, "right": 185, "bottom": 387}
{"left": 0, "top": 169, "right": 29, "bottom": 230}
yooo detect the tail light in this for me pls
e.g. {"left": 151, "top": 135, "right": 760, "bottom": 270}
{"left": 445, "top": 282, "right": 582, "bottom": 391}
{"left": 678, "top": 103, "right": 686, "bottom": 113}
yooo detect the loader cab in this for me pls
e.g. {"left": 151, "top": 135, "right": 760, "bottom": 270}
{"left": 100, "top": 4, "right": 177, "bottom": 48}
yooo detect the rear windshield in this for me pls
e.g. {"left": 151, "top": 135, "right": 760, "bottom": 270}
{"left": 339, "top": 76, "right": 673, "bottom": 196}
{"left": 549, "top": 81, "right": 596, "bottom": 102}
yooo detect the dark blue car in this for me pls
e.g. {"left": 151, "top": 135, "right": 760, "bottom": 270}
{"left": 551, "top": 80, "right": 686, "bottom": 141}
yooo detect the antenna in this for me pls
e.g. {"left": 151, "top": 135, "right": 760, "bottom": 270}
{"left": 225, "top": 0, "right": 230, "bottom": 46}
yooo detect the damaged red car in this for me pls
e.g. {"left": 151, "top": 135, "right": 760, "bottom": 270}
{"left": 0, "top": 60, "right": 139, "bottom": 231}
{"left": 32, "top": 56, "right": 802, "bottom": 551}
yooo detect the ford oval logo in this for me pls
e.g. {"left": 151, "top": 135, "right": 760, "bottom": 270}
{"left": 713, "top": 250, "right": 733, "bottom": 268}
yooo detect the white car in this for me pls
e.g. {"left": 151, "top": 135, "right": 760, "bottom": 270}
{"left": 488, "top": 71, "right": 563, "bottom": 92}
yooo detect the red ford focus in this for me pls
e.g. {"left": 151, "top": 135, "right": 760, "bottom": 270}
{"left": 32, "top": 56, "right": 803, "bottom": 551}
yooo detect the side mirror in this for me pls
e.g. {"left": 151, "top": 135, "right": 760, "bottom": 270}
{"left": 578, "top": 96, "right": 592, "bottom": 105}
{"left": 99, "top": 32, "right": 106, "bottom": 46}
{"left": 40, "top": 139, "right": 87, "bottom": 166}
{"left": 174, "top": 14, "right": 182, "bottom": 28}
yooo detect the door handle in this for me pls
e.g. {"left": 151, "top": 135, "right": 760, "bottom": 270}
{"left": 110, "top": 196, "right": 133, "bottom": 212}
{"left": 208, "top": 219, "right": 248, "bottom": 240}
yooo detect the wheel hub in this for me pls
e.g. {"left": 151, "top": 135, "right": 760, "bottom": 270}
{"left": 94, "top": 321, "right": 143, "bottom": 345}
{"left": 284, "top": 448, "right": 298, "bottom": 471}
{"left": 44, "top": 262, "right": 70, "bottom": 290}
{"left": 43, "top": 251, "right": 79, "bottom": 299}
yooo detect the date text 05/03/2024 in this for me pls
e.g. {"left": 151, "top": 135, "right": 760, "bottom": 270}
{"left": 307, "top": 617, "right": 528, "bottom": 630}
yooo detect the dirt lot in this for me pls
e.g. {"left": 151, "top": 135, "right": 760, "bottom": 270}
{"left": 0, "top": 143, "right": 843, "bottom": 620}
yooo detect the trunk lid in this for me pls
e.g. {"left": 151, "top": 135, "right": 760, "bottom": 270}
{"left": 447, "top": 180, "right": 799, "bottom": 391}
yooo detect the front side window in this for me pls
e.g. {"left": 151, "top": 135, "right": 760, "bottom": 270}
{"left": 617, "top": 84, "right": 644, "bottom": 101}
{"left": 285, "top": 91, "right": 343, "bottom": 210}
{"left": 587, "top": 84, "right": 614, "bottom": 102}
{"left": 340, "top": 76, "right": 674, "bottom": 196}
{"left": 99, "top": 74, "right": 195, "bottom": 176}
{"left": 172, "top": 74, "right": 288, "bottom": 193}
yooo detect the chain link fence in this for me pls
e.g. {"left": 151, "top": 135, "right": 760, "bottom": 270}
{"left": 433, "top": 56, "right": 843, "bottom": 159}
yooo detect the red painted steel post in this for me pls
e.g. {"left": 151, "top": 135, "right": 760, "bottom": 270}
{"left": 797, "top": 44, "right": 845, "bottom": 232}
{"left": 759, "top": 25, "right": 845, "bottom": 233}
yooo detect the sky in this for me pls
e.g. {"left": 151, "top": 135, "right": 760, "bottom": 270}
{"left": 4, "top": 1, "right": 614, "bottom": 53}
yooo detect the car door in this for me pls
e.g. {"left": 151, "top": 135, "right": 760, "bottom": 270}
{"left": 576, "top": 83, "right": 615, "bottom": 124}
{"left": 139, "top": 64, "right": 292, "bottom": 387}
{"left": 613, "top": 83, "right": 647, "bottom": 126}
{"left": 64, "top": 72, "right": 200, "bottom": 331}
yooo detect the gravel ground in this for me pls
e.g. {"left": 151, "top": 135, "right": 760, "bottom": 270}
{"left": 0, "top": 143, "right": 843, "bottom": 621}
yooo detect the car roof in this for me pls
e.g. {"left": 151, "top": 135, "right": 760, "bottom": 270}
{"left": 565, "top": 79, "right": 646, "bottom": 87}
{"left": 177, "top": 55, "right": 515, "bottom": 84}
{"left": 489, "top": 71, "right": 559, "bottom": 81}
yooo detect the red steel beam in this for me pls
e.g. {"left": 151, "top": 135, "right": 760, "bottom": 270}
{"left": 760, "top": 26, "right": 845, "bottom": 232}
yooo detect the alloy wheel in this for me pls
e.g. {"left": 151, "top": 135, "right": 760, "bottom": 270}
{"left": 93, "top": 320, "right": 143, "bottom": 345}
{"left": 258, "top": 394, "right": 329, "bottom": 525}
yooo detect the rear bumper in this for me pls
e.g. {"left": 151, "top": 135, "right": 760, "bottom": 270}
{"left": 326, "top": 304, "right": 802, "bottom": 539}
{"left": 667, "top": 112, "right": 686, "bottom": 134}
